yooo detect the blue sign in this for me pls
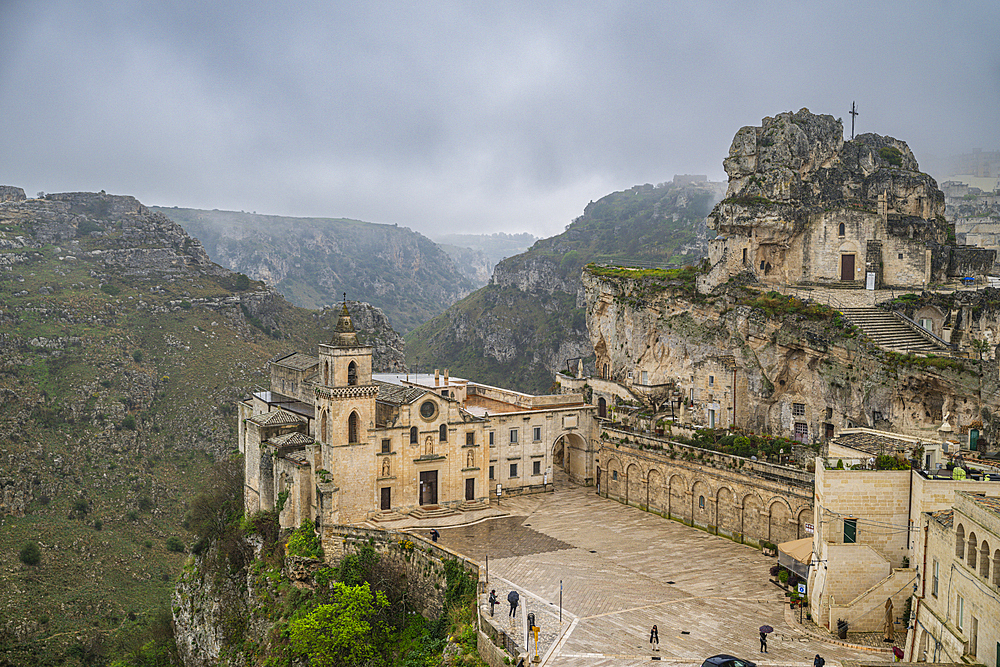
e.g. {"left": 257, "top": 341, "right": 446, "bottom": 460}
{"left": 797, "top": 583, "right": 807, "bottom": 595}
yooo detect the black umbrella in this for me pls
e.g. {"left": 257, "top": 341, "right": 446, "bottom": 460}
{"left": 759, "top": 625, "right": 774, "bottom": 634}
{"left": 508, "top": 590, "right": 520, "bottom": 604}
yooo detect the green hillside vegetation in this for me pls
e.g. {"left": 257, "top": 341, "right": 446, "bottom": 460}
{"left": 154, "top": 207, "right": 478, "bottom": 333}
{"left": 406, "top": 181, "right": 723, "bottom": 393}
{"left": 0, "top": 194, "right": 398, "bottom": 664}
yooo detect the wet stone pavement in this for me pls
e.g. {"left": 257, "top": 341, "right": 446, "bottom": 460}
{"left": 435, "top": 477, "right": 896, "bottom": 667}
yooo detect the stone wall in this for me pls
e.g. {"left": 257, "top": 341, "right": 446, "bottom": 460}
{"left": 946, "top": 245, "right": 997, "bottom": 277}
{"left": 598, "top": 429, "right": 813, "bottom": 547}
{"left": 321, "top": 525, "right": 480, "bottom": 620}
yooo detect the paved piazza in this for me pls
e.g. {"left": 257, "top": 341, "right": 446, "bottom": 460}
{"left": 433, "top": 477, "right": 893, "bottom": 667}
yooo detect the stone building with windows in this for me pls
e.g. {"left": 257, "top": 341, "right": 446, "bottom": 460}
{"left": 906, "top": 492, "right": 1000, "bottom": 667}
{"left": 808, "top": 434, "right": 1000, "bottom": 632}
{"left": 238, "top": 305, "right": 595, "bottom": 538}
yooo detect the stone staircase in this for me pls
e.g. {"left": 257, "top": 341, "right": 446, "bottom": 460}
{"left": 839, "top": 307, "right": 950, "bottom": 355}
{"left": 406, "top": 505, "right": 459, "bottom": 520}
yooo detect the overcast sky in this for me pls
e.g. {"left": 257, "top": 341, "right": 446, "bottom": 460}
{"left": 2, "top": 1, "right": 998, "bottom": 238}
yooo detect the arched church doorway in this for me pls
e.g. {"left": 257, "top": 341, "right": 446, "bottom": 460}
{"left": 598, "top": 397, "right": 607, "bottom": 418}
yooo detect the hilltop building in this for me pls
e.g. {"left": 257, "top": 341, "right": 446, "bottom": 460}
{"left": 697, "top": 109, "right": 995, "bottom": 293}
{"left": 238, "top": 305, "right": 595, "bottom": 544}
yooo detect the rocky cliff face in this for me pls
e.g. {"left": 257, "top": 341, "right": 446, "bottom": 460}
{"left": 407, "top": 180, "right": 723, "bottom": 393}
{"left": 585, "top": 269, "right": 995, "bottom": 441}
{"left": 713, "top": 108, "right": 946, "bottom": 239}
{"left": 154, "top": 207, "right": 478, "bottom": 333}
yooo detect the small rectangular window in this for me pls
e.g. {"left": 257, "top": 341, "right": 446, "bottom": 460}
{"left": 794, "top": 422, "right": 808, "bottom": 442}
{"left": 489, "top": 465, "right": 494, "bottom": 480}
{"left": 898, "top": 253, "right": 903, "bottom": 260}
{"left": 956, "top": 594, "right": 964, "bottom": 629}
{"left": 381, "top": 439, "right": 391, "bottom": 454}
{"left": 533, "top": 460, "right": 541, "bottom": 475}
{"left": 932, "top": 559, "right": 939, "bottom": 597}
{"left": 509, "top": 463, "right": 518, "bottom": 478}
{"left": 533, "top": 426, "right": 541, "bottom": 442}
{"left": 466, "top": 432, "right": 474, "bottom": 446}
{"left": 793, "top": 403, "right": 805, "bottom": 416}
{"left": 489, "top": 431, "right": 495, "bottom": 446}
{"left": 612, "top": 470, "right": 618, "bottom": 481}
{"left": 510, "top": 429, "right": 518, "bottom": 444}
{"left": 844, "top": 518, "right": 857, "bottom": 544}
{"left": 709, "top": 375, "right": 714, "bottom": 387}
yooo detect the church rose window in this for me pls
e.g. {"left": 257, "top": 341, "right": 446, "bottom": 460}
{"left": 420, "top": 401, "right": 436, "bottom": 419}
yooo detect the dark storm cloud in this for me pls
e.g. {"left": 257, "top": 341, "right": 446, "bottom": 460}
{"left": 2, "top": 0, "right": 998, "bottom": 237}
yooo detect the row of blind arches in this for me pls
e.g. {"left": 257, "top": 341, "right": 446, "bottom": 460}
{"left": 955, "top": 522, "right": 1000, "bottom": 588}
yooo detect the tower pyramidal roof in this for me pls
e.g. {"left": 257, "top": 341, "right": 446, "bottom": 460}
{"left": 331, "top": 302, "right": 360, "bottom": 347}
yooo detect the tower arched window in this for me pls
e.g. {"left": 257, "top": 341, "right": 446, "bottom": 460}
{"left": 347, "top": 361, "right": 358, "bottom": 386}
{"left": 956, "top": 523, "right": 966, "bottom": 559}
{"left": 838, "top": 222, "right": 846, "bottom": 237}
{"left": 348, "top": 412, "right": 360, "bottom": 444}
{"left": 324, "top": 361, "right": 329, "bottom": 386}
{"left": 321, "top": 412, "right": 329, "bottom": 443}
{"left": 439, "top": 424, "right": 447, "bottom": 442}
{"left": 409, "top": 426, "right": 418, "bottom": 444}
{"left": 603, "top": 363, "right": 609, "bottom": 380}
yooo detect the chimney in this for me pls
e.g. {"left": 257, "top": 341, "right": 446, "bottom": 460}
{"left": 444, "top": 369, "right": 449, "bottom": 385}
{"left": 434, "top": 369, "right": 440, "bottom": 386}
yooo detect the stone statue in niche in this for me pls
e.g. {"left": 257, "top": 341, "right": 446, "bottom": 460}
{"left": 424, "top": 435, "right": 434, "bottom": 456}
{"left": 382, "top": 457, "right": 390, "bottom": 478}
{"left": 467, "top": 449, "right": 475, "bottom": 468}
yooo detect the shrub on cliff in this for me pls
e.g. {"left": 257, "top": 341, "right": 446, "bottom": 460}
{"left": 286, "top": 518, "right": 324, "bottom": 560}
{"left": 288, "top": 582, "right": 389, "bottom": 667}
{"left": 19, "top": 542, "right": 41, "bottom": 566}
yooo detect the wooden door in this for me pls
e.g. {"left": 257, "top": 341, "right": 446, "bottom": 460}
{"left": 380, "top": 487, "right": 391, "bottom": 510}
{"left": 841, "top": 254, "right": 855, "bottom": 281}
{"left": 420, "top": 470, "right": 438, "bottom": 505}
{"left": 465, "top": 478, "right": 475, "bottom": 501}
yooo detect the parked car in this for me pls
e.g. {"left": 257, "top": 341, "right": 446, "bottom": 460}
{"left": 701, "top": 655, "right": 757, "bottom": 667}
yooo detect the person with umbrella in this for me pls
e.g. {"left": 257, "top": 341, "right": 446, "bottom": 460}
{"left": 759, "top": 625, "right": 772, "bottom": 653}
{"left": 508, "top": 590, "right": 520, "bottom": 618}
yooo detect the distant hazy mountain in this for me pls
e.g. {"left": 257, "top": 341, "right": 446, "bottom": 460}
{"left": 154, "top": 207, "right": 478, "bottom": 333}
{"left": 407, "top": 179, "right": 724, "bottom": 393}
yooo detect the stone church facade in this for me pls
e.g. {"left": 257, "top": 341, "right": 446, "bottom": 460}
{"left": 238, "top": 305, "right": 595, "bottom": 530}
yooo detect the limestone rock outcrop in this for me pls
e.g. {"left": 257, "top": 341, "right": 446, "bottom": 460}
{"left": 586, "top": 268, "right": 998, "bottom": 442}
{"left": 699, "top": 109, "right": 993, "bottom": 291}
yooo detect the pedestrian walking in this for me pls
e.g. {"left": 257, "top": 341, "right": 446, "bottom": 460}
{"left": 507, "top": 590, "right": 520, "bottom": 618}
{"left": 760, "top": 631, "right": 768, "bottom": 653}
{"left": 488, "top": 589, "right": 499, "bottom": 617}
{"left": 429, "top": 529, "right": 439, "bottom": 542}
{"left": 649, "top": 625, "right": 659, "bottom": 650}
{"left": 814, "top": 655, "right": 825, "bottom": 667}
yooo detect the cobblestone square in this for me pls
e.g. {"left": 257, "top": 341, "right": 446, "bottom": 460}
{"left": 433, "top": 478, "right": 895, "bottom": 667}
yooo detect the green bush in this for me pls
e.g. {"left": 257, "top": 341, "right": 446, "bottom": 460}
{"left": 120, "top": 414, "right": 136, "bottom": 431}
{"left": 20, "top": 542, "right": 41, "bottom": 566}
{"left": 879, "top": 146, "right": 903, "bottom": 167}
{"left": 132, "top": 350, "right": 144, "bottom": 363}
{"left": 143, "top": 540, "right": 153, "bottom": 549}
{"left": 100, "top": 283, "right": 121, "bottom": 296}
{"left": 286, "top": 518, "right": 323, "bottom": 560}
{"left": 166, "top": 536, "right": 185, "bottom": 553}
